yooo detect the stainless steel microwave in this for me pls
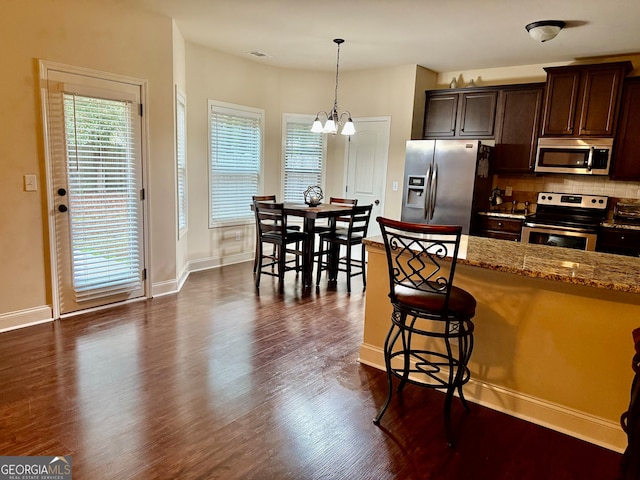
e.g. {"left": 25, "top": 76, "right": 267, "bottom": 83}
{"left": 534, "top": 138, "right": 613, "bottom": 175}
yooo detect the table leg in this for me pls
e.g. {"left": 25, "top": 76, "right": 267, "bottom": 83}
{"left": 327, "top": 218, "right": 339, "bottom": 284}
{"left": 303, "top": 217, "right": 315, "bottom": 288}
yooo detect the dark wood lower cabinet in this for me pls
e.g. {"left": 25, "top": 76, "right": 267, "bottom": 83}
{"left": 478, "top": 216, "right": 522, "bottom": 241}
{"left": 596, "top": 227, "right": 640, "bottom": 256}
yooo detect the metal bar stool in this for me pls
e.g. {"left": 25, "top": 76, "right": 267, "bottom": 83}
{"left": 373, "top": 217, "right": 476, "bottom": 447}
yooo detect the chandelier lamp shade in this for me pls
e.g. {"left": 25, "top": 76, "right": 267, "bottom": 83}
{"left": 311, "top": 38, "right": 356, "bottom": 136}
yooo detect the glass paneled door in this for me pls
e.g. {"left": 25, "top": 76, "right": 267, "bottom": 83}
{"left": 42, "top": 65, "right": 147, "bottom": 316}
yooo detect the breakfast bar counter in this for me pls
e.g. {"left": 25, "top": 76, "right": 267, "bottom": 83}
{"left": 360, "top": 234, "right": 640, "bottom": 452}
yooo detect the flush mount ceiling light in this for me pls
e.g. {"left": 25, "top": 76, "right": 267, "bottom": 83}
{"left": 311, "top": 39, "right": 355, "bottom": 136}
{"left": 525, "top": 20, "right": 566, "bottom": 42}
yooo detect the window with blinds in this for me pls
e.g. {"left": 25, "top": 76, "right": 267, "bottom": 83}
{"left": 63, "top": 93, "right": 142, "bottom": 301}
{"left": 283, "top": 115, "right": 326, "bottom": 203}
{"left": 209, "top": 101, "right": 263, "bottom": 226}
{"left": 176, "top": 88, "right": 187, "bottom": 237}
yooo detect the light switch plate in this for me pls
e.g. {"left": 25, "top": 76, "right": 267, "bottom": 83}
{"left": 24, "top": 174, "right": 37, "bottom": 192}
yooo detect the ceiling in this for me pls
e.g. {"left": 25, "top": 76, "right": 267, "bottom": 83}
{"left": 134, "top": 0, "right": 640, "bottom": 73}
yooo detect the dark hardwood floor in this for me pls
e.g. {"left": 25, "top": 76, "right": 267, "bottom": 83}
{"left": 0, "top": 263, "right": 624, "bottom": 479}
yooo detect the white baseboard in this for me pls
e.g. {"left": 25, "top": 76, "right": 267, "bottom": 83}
{"left": 0, "top": 306, "right": 53, "bottom": 333}
{"left": 151, "top": 278, "right": 180, "bottom": 297}
{"left": 152, "top": 254, "right": 252, "bottom": 297}
{"left": 188, "top": 253, "right": 253, "bottom": 272}
{"left": 358, "top": 342, "right": 626, "bottom": 453}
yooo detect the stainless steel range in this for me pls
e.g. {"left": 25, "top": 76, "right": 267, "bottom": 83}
{"left": 521, "top": 192, "right": 608, "bottom": 251}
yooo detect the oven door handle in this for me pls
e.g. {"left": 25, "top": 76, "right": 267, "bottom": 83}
{"left": 523, "top": 222, "right": 595, "bottom": 234}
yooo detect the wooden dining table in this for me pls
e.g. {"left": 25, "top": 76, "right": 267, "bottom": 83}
{"left": 282, "top": 202, "right": 355, "bottom": 288}
{"left": 249, "top": 202, "right": 350, "bottom": 289}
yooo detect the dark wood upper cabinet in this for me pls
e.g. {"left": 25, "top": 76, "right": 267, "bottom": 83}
{"left": 611, "top": 77, "right": 640, "bottom": 180}
{"left": 423, "top": 88, "right": 497, "bottom": 139}
{"left": 458, "top": 90, "right": 498, "bottom": 137}
{"left": 423, "top": 92, "right": 458, "bottom": 137}
{"left": 493, "top": 84, "right": 544, "bottom": 174}
{"left": 540, "top": 62, "right": 631, "bottom": 137}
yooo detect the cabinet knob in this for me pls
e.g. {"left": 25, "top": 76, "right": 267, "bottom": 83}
{"left": 498, "top": 222, "right": 503, "bottom": 227}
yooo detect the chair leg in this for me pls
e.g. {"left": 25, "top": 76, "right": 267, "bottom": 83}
{"left": 374, "top": 315, "right": 402, "bottom": 426}
{"left": 255, "top": 241, "right": 264, "bottom": 287}
{"left": 361, "top": 244, "right": 367, "bottom": 289}
{"left": 444, "top": 382, "right": 457, "bottom": 448}
{"left": 315, "top": 247, "right": 322, "bottom": 286}
{"left": 277, "top": 245, "right": 285, "bottom": 292}
{"left": 253, "top": 235, "right": 259, "bottom": 273}
{"left": 346, "top": 244, "right": 352, "bottom": 293}
{"left": 397, "top": 314, "right": 414, "bottom": 393}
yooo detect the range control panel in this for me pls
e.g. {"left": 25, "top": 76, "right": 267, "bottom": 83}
{"left": 536, "top": 192, "right": 608, "bottom": 210}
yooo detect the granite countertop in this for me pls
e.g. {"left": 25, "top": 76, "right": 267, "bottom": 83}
{"left": 478, "top": 211, "right": 530, "bottom": 220}
{"left": 364, "top": 234, "right": 640, "bottom": 294}
{"left": 601, "top": 220, "right": 640, "bottom": 231}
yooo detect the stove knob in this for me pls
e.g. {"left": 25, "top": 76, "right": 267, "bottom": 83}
{"left": 591, "top": 199, "right": 596, "bottom": 203}
{"left": 548, "top": 195, "right": 553, "bottom": 201}
{"left": 541, "top": 195, "right": 546, "bottom": 200}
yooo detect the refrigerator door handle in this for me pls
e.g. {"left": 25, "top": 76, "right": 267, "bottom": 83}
{"left": 424, "top": 164, "right": 432, "bottom": 219}
{"left": 430, "top": 164, "right": 438, "bottom": 220}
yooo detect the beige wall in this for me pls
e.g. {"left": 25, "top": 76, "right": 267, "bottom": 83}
{"left": 0, "top": 0, "right": 176, "bottom": 323}
{"left": 183, "top": 44, "right": 422, "bottom": 267}
{"left": 173, "top": 22, "right": 189, "bottom": 286}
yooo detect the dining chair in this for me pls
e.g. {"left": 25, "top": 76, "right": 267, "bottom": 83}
{"left": 253, "top": 200, "right": 307, "bottom": 292}
{"left": 372, "top": 217, "right": 476, "bottom": 448}
{"left": 252, "top": 195, "right": 300, "bottom": 273}
{"left": 315, "top": 204, "right": 372, "bottom": 292}
{"left": 314, "top": 197, "right": 358, "bottom": 236}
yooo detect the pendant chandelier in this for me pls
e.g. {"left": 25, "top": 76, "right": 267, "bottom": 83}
{"left": 311, "top": 38, "right": 356, "bottom": 136}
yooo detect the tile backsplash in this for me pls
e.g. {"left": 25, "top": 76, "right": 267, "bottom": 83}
{"left": 496, "top": 174, "right": 640, "bottom": 198}
{"left": 491, "top": 174, "right": 640, "bottom": 213}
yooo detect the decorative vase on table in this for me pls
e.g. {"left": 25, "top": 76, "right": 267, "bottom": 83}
{"left": 303, "top": 186, "right": 324, "bottom": 206}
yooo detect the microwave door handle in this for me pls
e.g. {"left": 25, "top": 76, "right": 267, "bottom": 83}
{"left": 586, "top": 147, "right": 594, "bottom": 171}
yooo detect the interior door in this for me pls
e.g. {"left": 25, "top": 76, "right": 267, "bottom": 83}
{"left": 42, "top": 65, "right": 147, "bottom": 317}
{"left": 344, "top": 117, "right": 390, "bottom": 237}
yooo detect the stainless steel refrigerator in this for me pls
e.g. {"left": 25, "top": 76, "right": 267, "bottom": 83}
{"left": 401, "top": 140, "right": 492, "bottom": 234}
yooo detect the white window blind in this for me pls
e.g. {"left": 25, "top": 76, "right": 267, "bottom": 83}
{"left": 63, "top": 93, "right": 141, "bottom": 301}
{"left": 283, "top": 117, "right": 325, "bottom": 203}
{"left": 176, "top": 89, "right": 187, "bottom": 237}
{"left": 209, "top": 102, "right": 263, "bottom": 226}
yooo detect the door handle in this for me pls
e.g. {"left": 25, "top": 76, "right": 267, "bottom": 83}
{"left": 58, "top": 205, "right": 68, "bottom": 213}
{"left": 586, "top": 147, "right": 594, "bottom": 171}
{"left": 430, "top": 165, "right": 438, "bottom": 220}
{"left": 424, "top": 165, "right": 432, "bottom": 220}
{"left": 374, "top": 199, "right": 380, "bottom": 206}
